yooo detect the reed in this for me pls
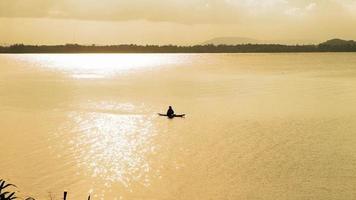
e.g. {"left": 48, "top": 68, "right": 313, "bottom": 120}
{"left": 0, "top": 179, "right": 91, "bottom": 200}
{"left": 0, "top": 179, "right": 17, "bottom": 200}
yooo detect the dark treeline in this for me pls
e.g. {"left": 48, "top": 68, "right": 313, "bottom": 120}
{"left": 1, "top": 42, "right": 356, "bottom": 53}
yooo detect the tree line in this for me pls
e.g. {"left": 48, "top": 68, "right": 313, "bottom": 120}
{"left": 1, "top": 43, "right": 356, "bottom": 53}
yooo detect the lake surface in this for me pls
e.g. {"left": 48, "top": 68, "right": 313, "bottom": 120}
{"left": 1, "top": 53, "right": 356, "bottom": 200}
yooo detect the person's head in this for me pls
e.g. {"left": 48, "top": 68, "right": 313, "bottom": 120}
{"left": 169, "top": 106, "right": 172, "bottom": 109}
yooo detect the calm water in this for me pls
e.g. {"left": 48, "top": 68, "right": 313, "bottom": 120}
{"left": 1, "top": 53, "right": 356, "bottom": 200}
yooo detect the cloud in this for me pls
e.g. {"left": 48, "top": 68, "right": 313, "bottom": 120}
{"left": 226, "top": 0, "right": 288, "bottom": 9}
{"left": 305, "top": 2, "right": 317, "bottom": 11}
{"left": 333, "top": 0, "right": 356, "bottom": 17}
{"left": 2, "top": 0, "right": 356, "bottom": 45}
{"left": 0, "top": 0, "right": 238, "bottom": 23}
{"left": 284, "top": 2, "right": 317, "bottom": 17}
{"left": 0, "top": 0, "right": 355, "bottom": 24}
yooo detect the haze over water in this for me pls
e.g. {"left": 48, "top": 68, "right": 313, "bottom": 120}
{"left": 1, "top": 53, "right": 356, "bottom": 200}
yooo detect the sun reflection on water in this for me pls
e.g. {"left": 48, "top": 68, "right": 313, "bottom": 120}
{"left": 21, "top": 54, "right": 181, "bottom": 79}
{"left": 58, "top": 102, "right": 157, "bottom": 188}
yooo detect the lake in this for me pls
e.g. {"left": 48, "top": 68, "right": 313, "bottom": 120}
{"left": 1, "top": 53, "right": 356, "bottom": 200}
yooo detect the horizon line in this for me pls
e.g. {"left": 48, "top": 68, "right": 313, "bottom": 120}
{"left": 1, "top": 38, "right": 353, "bottom": 47}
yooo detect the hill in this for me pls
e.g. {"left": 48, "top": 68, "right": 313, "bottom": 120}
{"left": 202, "top": 37, "right": 318, "bottom": 45}
{"left": 320, "top": 38, "right": 356, "bottom": 46}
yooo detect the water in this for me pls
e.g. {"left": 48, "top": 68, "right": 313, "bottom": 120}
{"left": 1, "top": 53, "right": 356, "bottom": 200}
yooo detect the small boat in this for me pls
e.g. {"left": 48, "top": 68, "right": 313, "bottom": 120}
{"left": 158, "top": 113, "right": 186, "bottom": 118}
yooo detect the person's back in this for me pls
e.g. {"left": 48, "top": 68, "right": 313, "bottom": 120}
{"left": 167, "top": 106, "right": 174, "bottom": 117}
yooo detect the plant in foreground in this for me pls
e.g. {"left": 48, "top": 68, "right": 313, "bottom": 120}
{"left": 0, "top": 179, "right": 17, "bottom": 200}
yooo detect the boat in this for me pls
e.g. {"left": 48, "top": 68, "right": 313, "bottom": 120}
{"left": 158, "top": 113, "right": 186, "bottom": 118}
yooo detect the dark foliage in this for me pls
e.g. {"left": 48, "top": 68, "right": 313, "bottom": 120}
{"left": 1, "top": 39, "right": 356, "bottom": 53}
{"left": 0, "top": 180, "right": 17, "bottom": 200}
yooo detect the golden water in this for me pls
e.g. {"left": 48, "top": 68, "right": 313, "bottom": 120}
{"left": 1, "top": 53, "right": 356, "bottom": 200}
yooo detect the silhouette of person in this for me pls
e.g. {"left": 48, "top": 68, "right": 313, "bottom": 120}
{"left": 167, "top": 106, "right": 175, "bottom": 118}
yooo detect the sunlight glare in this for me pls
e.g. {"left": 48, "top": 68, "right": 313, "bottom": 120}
{"left": 20, "top": 54, "right": 180, "bottom": 79}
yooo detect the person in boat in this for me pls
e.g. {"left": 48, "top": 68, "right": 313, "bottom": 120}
{"left": 167, "top": 106, "right": 175, "bottom": 118}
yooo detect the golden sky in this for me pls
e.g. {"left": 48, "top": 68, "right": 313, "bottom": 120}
{"left": 1, "top": 0, "right": 356, "bottom": 45}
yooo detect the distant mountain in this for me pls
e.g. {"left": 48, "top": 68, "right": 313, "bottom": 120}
{"left": 320, "top": 38, "right": 356, "bottom": 46}
{"left": 202, "top": 37, "right": 317, "bottom": 45}
{"left": 202, "top": 37, "right": 262, "bottom": 45}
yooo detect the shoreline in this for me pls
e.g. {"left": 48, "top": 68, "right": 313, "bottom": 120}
{"left": 1, "top": 41, "right": 356, "bottom": 54}
{"left": 1, "top": 51, "right": 356, "bottom": 54}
